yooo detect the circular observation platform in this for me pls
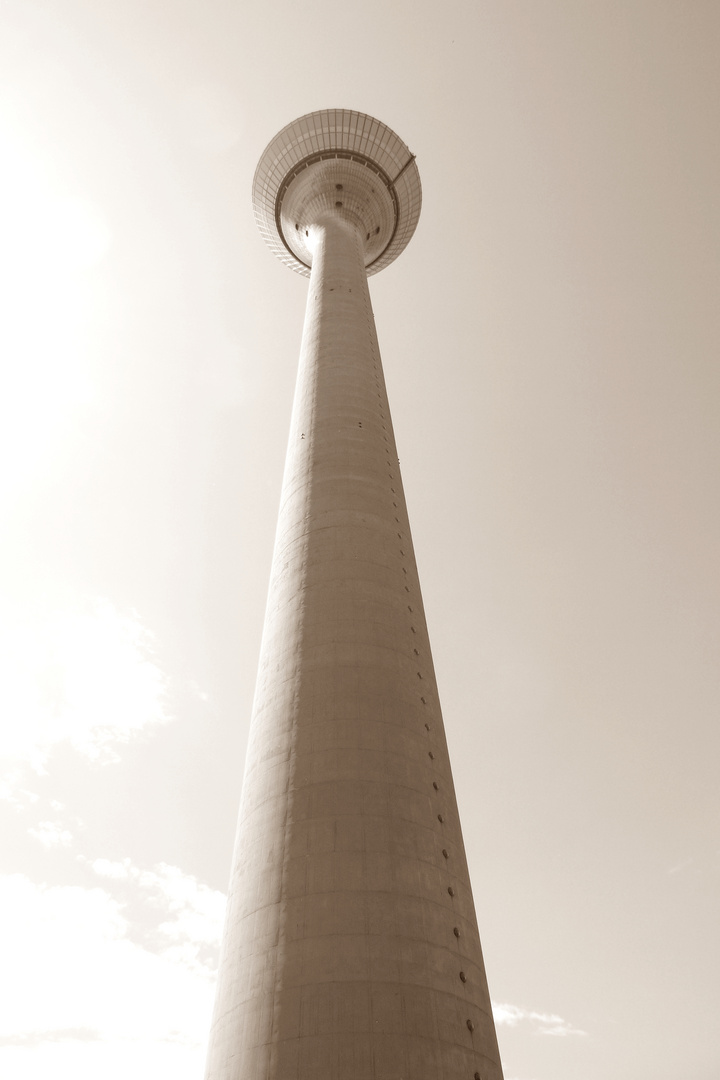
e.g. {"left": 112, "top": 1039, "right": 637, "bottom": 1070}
{"left": 252, "top": 109, "right": 421, "bottom": 277}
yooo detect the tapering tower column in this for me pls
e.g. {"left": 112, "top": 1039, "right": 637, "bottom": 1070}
{"left": 204, "top": 110, "right": 504, "bottom": 1080}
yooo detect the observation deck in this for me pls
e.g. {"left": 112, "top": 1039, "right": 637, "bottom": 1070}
{"left": 252, "top": 108, "right": 422, "bottom": 276}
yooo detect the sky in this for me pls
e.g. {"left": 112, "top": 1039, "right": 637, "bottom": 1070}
{"left": 0, "top": 1, "right": 718, "bottom": 1078}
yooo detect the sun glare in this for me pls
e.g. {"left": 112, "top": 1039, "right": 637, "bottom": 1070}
{"left": 0, "top": 112, "right": 111, "bottom": 498}
{"left": 0, "top": 599, "right": 169, "bottom": 774}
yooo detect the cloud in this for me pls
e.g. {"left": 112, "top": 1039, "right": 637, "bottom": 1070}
{"left": 0, "top": 1028, "right": 101, "bottom": 1047}
{"left": 0, "top": 599, "right": 170, "bottom": 777}
{"left": 0, "top": 872, "right": 219, "bottom": 1080}
{"left": 28, "top": 820, "right": 74, "bottom": 848}
{"left": 91, "top": 858, "right": 133, "bottom": 880}
{"left": 88, "top": 858, "right": 226, "bottom": 976}
{"left": 492, "top": 1001, "right": 586, "bottom": 1037}
{"left": 0, "top": 783, "right": 39, "bottom": 808}
{"left": 0, "top": 1034, "right": 203, "bottom": 1080}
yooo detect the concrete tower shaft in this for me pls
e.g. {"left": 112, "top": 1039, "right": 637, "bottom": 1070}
{"left": 204, "top": 112, "right": 504, "bottom": 1080}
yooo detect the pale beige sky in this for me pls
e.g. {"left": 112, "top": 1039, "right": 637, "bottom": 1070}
{"left": 1, "top": 2, "right": 718, "bottom": 1079}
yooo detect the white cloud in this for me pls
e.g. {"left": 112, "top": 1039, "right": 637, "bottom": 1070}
{"left": 88, "top": 858, "right": 226, "bottom": 976}
{"left": 0, "top": 873, "right": 217, "bottom": 1080}
{"left": 492, "top": 1001, "right": 586, "bottom": 1037}
{"left": 28, "top": 820, "right": 74, "bottom": 848}
{"left": 0, "top": 782, "right": 39, "bottom": 807}
{"left": 0, "top": 599, "right": 170, "bottom": 776}
{"left": 91, "top": 858, "right": 134, "bottom": 880}
{"left": 0, "top": 1036, "right": 208, "bottom": 1080}
{"left": 0, "top": 1036, "right": 206, "bottom": 1080}
{"left": 0, "top": 873, "right": 214, "bottom": 1040}
{"left": 140, "top": 863, "right": 226, "bottom": 960}
{"left": 189, "top": 679, "right": 210, "bottom": 703}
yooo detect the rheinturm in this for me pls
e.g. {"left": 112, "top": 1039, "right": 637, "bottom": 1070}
{"left": 204, "top": 109, "right": 505, "bottom": 1080}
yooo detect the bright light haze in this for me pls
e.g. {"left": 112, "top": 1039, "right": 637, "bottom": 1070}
{"left": 1, "top": 3, "right": 718, "bottom": 1080}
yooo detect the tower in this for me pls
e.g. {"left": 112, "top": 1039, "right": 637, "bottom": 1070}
{"left": 204, "top": 109, "right": 504, "bottom": 1080}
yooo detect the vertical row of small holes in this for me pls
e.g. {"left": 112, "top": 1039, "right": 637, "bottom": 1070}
{"left": 416, "top": 576, "right": 474, "bottom": 1050}
{"left": 363, "top": 266, "right": 454, "bottom": 979}
{"left": 360, "top": 259, "right": 484, "bottom": 1080}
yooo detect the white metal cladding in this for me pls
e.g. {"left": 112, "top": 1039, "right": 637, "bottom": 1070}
{"left": 252, "top": 109, "right": 422, "bottom": 276}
